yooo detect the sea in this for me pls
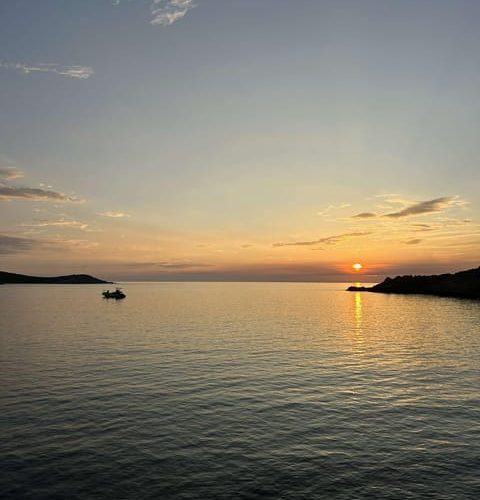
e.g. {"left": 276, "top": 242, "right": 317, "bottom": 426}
{"left": 1, "top": 282, "right": 479, "bottom": 499}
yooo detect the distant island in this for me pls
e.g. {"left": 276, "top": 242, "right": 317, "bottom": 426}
{"left": 0, "top": 271, "right": 111, "bottom": 284}
{"left": 347, "top": 267, "right": 480, "bottom": 300}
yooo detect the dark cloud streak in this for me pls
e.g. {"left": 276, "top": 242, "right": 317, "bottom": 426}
{"left": 384, "top": 197, "right": 459, "bottom": 219}
{"left": 351, "top": 212, "right": 377, "bottom": 219}
{"left": 0, "top": 234, "right": 39, "bottom": 254}
{"left": 0, "top": 186, "right": 81, "bottom": 202}
{"left": 351, "top": 196, "right": 465, "bottom": 220}
{"left": 274, "top": 232, "right": 371, "bottom": 247}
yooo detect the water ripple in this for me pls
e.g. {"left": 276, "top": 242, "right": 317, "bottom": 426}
{"left": 1, "top": 283, "right": 480, "bottom": 499}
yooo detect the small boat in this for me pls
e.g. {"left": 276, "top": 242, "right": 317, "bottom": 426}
{"left": 102, "top": 287, "right": 126, "bottom": 299}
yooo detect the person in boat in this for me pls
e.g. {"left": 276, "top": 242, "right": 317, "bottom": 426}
{"left": 102, "top": 287, "right": 126, "bottom": 299}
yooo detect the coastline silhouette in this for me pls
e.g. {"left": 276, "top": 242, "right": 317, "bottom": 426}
{"left": 0, "top": 271, "right": 111, "bottom": 284}
{"left": 348, "top": 266, "right": 480, "bottom": 299}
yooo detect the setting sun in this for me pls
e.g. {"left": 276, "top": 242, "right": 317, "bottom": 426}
{"left": 352, "top": 263, "right": 363, "bottom": 271}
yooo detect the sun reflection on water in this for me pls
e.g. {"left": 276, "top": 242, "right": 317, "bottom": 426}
{"left": 354, "top": 291, "right": 363, "bottom": 333}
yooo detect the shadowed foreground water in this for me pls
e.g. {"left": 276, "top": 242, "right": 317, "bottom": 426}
{"left": 1, "top": 282, "right": 480, "bottom": 499}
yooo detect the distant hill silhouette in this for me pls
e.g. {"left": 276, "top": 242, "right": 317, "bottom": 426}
{"left": 347, "top": 267, "right": 480, "bottom": 299}
{"left": 0, "top": 271, "right": 111, "bottom": 284}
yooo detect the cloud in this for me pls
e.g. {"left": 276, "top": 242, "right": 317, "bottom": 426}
{"left": 351, "top": 196, "right": 467, "bottom": 220}
{"left": 0, "top": 234, "right": 39, "bottom": 254}
{"left": 114, "top": 0, "right": 196, "bottom": 26}
{"left": 100, "top": 211, "right": 130, "bottom": 218}
{"left": 383, "top": 197, "right": 464, "bottom": 219}
{"left": 274, "top": 232, "right": 371, "bottom": 247}
{"left": 0, "top": 233, "right": 101, "bottom": 254}
{"left": 150, "top": 0, "right": 196, "bottom": 25}
{"left": 0, "top": 62, "right": 93, "bottom": 79}
{"left": 410, "top": 223, "right": 432, "bottom": 230}
{"left": 0, "top": 186, "right": 82, "bottom": 202}
{"left": 0, "top": 166, "right": 24, "bottom": 181}
{"left": 404, "top": 238, "right": 423, "bottom": 245}
{"left": 439, "top": 218, "right": 472, "bottom": 226}
{"left": 351, "top": 212, "right": 377, "bottom": 219}
{"left": 23, "top": 219, "right": 90, "bottom": 231}
{"left": 0, "top": 163, "right": 84, "bottom": 204}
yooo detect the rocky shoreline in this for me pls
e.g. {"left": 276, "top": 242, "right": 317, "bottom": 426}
{"left": 347, "top": 267, "right": 480, "bottom": 300}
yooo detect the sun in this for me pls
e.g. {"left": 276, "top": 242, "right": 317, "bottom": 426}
{"left": 352, "top": 263, "right": 363, "bottom": 271}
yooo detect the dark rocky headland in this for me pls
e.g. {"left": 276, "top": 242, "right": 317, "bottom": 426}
{"left": 347, "top": 267, "right": 480, "bottom": 300}
{"left": 0, "top": 271, "right": 111, "bottom": 284}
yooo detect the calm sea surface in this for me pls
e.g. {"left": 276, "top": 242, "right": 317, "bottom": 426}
{"left": 1, "top": 282, "right": 480, "bottom": 499}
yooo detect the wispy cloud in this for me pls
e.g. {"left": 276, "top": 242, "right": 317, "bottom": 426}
{"left": 100, "top": 211, "right": 131, "bottom": 218}
{"left": 114, "top": 0, "right": 197, "bottom": 25}
{"left": 0, "top": 163, "right": 84, "bottom": 203}
{"left": 151, "top": 0, "right": 197, "bottom": 25}
{"left": 384, "top": 197, "right": 465, "bottom": 219}
{"left": 0, "top": 232, "right": 102, "bottom": 254}
{"left": 352, "top": 196, "right": 467, "bottom": 220}
{"left": 410, "top": 223, "right": 433, "bottom": 231}
{"left": 438, "top": 218, "right": 472, "bottom": 226}
{"left": 274, "top": 232, "right": 371, "bottom": 247}
{"left": 23, "top": 219, "right": 90, "bottom": 231}
{"left": 0, "top": 62, "right": 93, "bottom": 79}
{"left": 0, "top": 186, "right": 82, "bottom": 203}
{"left": 403, "top": 238, "right": 423, "bottom": 245}
{"left": 0, "top": 166, "right": 24, "bottom": 181}
{"left": 0, "top": 234, "right": 39, "bottom": 254}
{"left": 351, "top": 212, "right": 377, "bottom": 219}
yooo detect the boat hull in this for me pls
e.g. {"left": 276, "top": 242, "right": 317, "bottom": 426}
{"left": 102, "top": 290, "right": 126, "bottom": 299}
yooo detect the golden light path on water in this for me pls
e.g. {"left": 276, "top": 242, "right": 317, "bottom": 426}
{"left": 354, "top": 292, "right": 363, "bottom": 332}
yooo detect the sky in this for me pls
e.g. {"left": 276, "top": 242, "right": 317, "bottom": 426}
{"left": 1, "top": 0, "right": 479, "bottom": 282}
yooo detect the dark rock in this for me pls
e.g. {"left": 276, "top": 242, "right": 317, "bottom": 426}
{"left": 347, "top": 286, "right": 370, "bottom": 291}
{"left": 347, "top": 267, "right": 480, "bottom": 299}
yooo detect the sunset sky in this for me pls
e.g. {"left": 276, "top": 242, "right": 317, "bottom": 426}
{"left": 1, "top": 0, "right": 479, "bottom": 281}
